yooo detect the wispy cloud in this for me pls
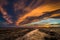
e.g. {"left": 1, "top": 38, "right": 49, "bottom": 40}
{"left": 0, "top": 0, "right": 13, "bottom": 24}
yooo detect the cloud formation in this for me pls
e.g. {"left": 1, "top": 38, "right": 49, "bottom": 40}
{"left": 16, "top": 0, "right": 60, "bottom": 26}
{"left": 17, "top": 9, "right": 60, "bottom": 25}
{"left": 0, "top": 0, "right": 13, "bottom": 24}
{"left": 0, "top": 0, "right": 60, "bottom": 26}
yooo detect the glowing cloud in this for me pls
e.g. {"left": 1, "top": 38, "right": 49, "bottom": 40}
{"left": 16, "top": 1, "right": 60, "bottom": 26}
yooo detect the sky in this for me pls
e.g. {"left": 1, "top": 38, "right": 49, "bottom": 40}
{"left": 0, "top": 0, "right": 60, "bottom": 27}
{"left": 29, "top": 18, "right": 60, "bottom": 25}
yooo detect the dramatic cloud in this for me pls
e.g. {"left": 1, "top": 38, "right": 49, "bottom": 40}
{"left": 16, "top": 9, "right": 60, "bottom": 25}
{"left": 16, "top": 0, "right": 60, "bottom": 26}
{"left": 0, "top": 0, "right": 60, "bottom": 26}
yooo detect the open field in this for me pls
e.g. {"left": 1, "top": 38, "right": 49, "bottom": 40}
{"left": 0, "top": 27, "right": 60, "bottom": 40}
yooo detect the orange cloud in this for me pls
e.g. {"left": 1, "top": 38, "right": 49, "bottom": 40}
{"left": 16, "top": 1, "right": 60, "bottom": 26}
{"left": 50, "top": 14, "right": 60, "bottom": 18}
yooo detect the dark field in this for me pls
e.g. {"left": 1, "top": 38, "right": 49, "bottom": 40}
{"left": 0, "top": 27, "right": 60, "bottom": 40}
